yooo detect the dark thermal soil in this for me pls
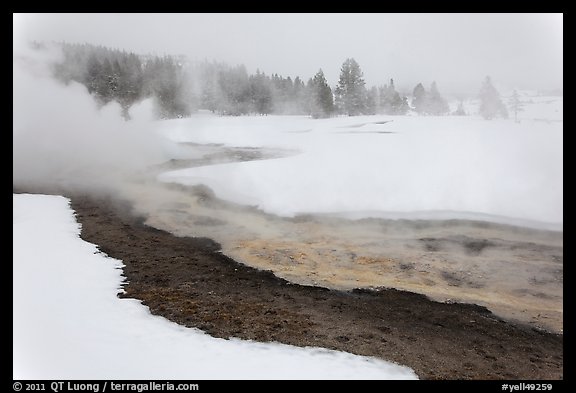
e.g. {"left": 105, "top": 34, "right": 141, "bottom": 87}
{"left": 68, "top": 193, "right": 562, "bottom": 380}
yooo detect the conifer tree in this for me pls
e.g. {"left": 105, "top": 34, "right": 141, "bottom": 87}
{"left": 335, "top": 58, "right": 367, "bottom": 116}
{"left": 479, "top": 76, "right": 508, "bottom": 120}
{"left": 412, "top": 83, "right": 427, "bottom": 114}
{"left": 509, "top": 89, "right": 523, "bottom": 123}
{"left": 427, "top": 81, "right": 449, "bottom": 115}
{"left": 310, "top": 69, "right": 334, "bottom": 118}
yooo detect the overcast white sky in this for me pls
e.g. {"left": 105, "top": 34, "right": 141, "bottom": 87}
{"left": 13, "top": 13, "right": 562, "bottom": 95}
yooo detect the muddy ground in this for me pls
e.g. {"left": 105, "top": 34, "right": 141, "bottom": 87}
{"left": 136, "top": 150, "right": 564, "bottom": 334}
{"left": 64, "top": 193, "right": 562, "bottom": 380}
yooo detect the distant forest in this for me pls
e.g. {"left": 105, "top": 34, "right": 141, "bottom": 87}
{"left": 47, "top": 42, "right": 459, "bottom": 119}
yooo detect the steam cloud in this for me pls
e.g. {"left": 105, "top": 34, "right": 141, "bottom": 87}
{"left": 13, "top": 42, "right": 168, "bottom": 193}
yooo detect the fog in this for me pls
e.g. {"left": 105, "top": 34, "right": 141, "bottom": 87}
{"left": 14, "top": 13, "right": 562, "bottom": 95}
{"left": 13, "top": 43, "right": 168, "bottom": 192}
{"left": 12, "top": 14, "right": 563, "bottom": 221}
{"left": 12, "top": 15, "right": 564, "bottom": 346}
{"left": 12, "top": 13, "right": 563, "bottom": 217}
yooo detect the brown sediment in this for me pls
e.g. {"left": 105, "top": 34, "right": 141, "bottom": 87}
{"left": 66, "top": 193, "right": 562, "bottom": 380}
{"left": 128, "top": 178, "right": 563, "bottom": 334}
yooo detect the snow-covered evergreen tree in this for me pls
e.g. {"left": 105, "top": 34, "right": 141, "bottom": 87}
{"left": 509, "top": 89, "right": 524, "bottom": 123}
{"left": 310, "top": 69, "right": 334, "bottom": 118}
{"left": 366, "top": 86, "right": 378, "bottom": 115}
{"left": 452, "top": 100, "right": 467, "bottom": 116}
{"left": 380, "top": 79, "right": 409, "bottom": 115}
{"left": 411, "top": 83, "right": 427, "bottom": 114}
{"left": 426, "top": 81, "right": 449, "bottom": 115}
{"left": 479, "top": 76, "right": 508, "bottom": 120}
{"left": 335, "top": 58, "right": 367, "bottom": 116}
{"left": 249, "top": 69, "right": 273, "bottom": 115}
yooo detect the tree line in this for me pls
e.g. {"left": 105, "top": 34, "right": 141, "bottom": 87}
{"left": 48, "top": 42, "right": 508, "bottom": 120}
{"left": 52, "top": 42, "right": 191, "bottom": 118}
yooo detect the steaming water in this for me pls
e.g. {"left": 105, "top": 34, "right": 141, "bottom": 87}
{"left": 13, "top": 44, "right": 563, "bottom": 336}
{"left": 116, "top": 142, "right": 563, "bottom": 334}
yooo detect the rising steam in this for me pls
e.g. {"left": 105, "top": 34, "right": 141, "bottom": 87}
{"left": 13, "top": 42, "right": 168, "bottom": 193}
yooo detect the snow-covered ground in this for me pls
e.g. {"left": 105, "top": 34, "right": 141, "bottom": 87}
{"left": 458, "top": 92, "right": 563, "bottom": 122}
{"left": 13, "top": 193, "right": 417, "bottom": 380}
{"left": 159, "top": 98, "right": 563, "bottom": 230}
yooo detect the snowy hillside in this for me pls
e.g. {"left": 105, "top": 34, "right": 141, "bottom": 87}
{"left": 13, "top": 193, "right": 417, "bottom": 380}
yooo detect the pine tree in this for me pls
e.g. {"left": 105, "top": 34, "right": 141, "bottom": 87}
{"left": 199, "top": 60, "right": 223, "bottom": 113}
{"left": 310, "top": 69, "right": 334, "bottom": 118}
{"left": 366, "top": 86, "right": 378, "bottom": 115}
{"left": 452, "top": 100, "right": 467, "bottom": 116}
{"left": 509, "top": 89, "right": 523, "bottom": 123}
{"left": 85, "top": 53, "right": 103, "bottom": 99}
{"left": 479, "top": 76, "right": 508, "bottom": 120}
{"left": 412, "top": 83, "right": 427, "bottom": 114}
{"left": 379, "top": 80, "right": 394, "bottom": 114}
{"left": 382, "top": 79, "right": 409, "bottom": 115}
{"left": 293, "top": 76, "right": 307, "bottom": 113}
{"left": 249, "top": 69, "right": 273, "bottom": 115}
{"left": 399, "top": 96, "right": 410, "bottom": 115}
{"left": 335, "top": 58, "right": 367, "bottom": 116}
{"left": 426, "top": 81, "right": 449, "bottom": 115}
{"left": 218, "top": 64, "right": 251, "bottom": 115}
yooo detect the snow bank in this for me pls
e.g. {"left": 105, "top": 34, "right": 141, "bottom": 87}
{"left": 159, "top": 112, "right": 562, "bottom": 229}
{"left": 13, "top": 193, "right": 417, "bottom": 380}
